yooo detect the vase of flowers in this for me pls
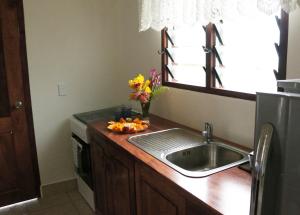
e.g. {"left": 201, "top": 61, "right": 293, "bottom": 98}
{"left": 128, "top": 68, "right": 167, "bottom": 118}
{"left": 140, "top": 101, "right": 151, "bottom": 118}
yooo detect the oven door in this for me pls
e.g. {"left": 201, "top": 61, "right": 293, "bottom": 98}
{"left": 71, "top": 135, "right": 93, "bottom": 190}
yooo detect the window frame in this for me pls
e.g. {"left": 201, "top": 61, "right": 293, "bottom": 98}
{"left": 161, "top": 10, "right": 289, "bottom": 101}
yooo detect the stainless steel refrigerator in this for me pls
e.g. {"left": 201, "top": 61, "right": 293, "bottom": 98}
{"left": 250, "top": 80, "right": 300, "bottom": 215}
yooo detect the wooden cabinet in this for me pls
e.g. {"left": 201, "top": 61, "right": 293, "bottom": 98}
{"left": 186, "top": 201, "right": 221, "bottom": 215}
{"left": 91, "top": 133, "right": 136, "bottom": 215}
{"left": 135, "top": 161, "right": 220, "bottom": 215}
{"left": 135, "top": 161, "right": 185, "bottom": 215}
{"left": 91, "top": 140, "right": 107, "bottom": 215}
{"left": 90, "top": 131, "right": 220, "bottom": 215}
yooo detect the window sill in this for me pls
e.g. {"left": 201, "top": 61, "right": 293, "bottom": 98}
{"left": 163, "top": 82, "right": 256, "bottom": 101}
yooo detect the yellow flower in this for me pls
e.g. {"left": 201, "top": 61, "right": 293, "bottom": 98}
{"left": 142, "top": 79, "right": 151, "bottom": 93}
{"left": 145, "top": 86, "right": 152, "bottom": 94}
{"left": 144, "top": 79, "right": 150, "bottom": 88}
{"left": 128, "top": 80, "right": 135, "bottom": 88}
{"left": 128, "top": 74, "right": 144, "bottom": 90}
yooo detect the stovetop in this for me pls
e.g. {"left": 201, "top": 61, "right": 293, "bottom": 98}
{"left": 73, "top": 106, "right": 139, "bottom": 125}
{"left": 73, "top": 107, "right": 120, "bottom": 124}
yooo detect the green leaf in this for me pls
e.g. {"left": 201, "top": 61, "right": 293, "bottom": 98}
{"left": 151, "top": 86, "right": 168, "bottom": 99}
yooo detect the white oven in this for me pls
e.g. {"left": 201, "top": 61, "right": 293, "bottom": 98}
{"left": 70, "top": 117, "right": 95, "bottom": 211}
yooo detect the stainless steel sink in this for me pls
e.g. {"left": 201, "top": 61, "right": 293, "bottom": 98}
{"left": 128, "top": 128, "right": 249, "bottom": 177}
{"left": 164, "top": 142, "right": 248, "bottom": 177}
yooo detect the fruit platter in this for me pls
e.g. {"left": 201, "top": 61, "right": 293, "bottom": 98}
{"left": 107, "top": 117, "right": 150, "bottom": 133}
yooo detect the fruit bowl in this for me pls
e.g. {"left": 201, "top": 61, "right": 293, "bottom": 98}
{"left": 107, "top": 118, "right": 150, "bottom": 134}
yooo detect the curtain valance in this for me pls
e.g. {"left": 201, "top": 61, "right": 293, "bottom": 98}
{"left": 138, "top": 0, "right": 299, "bottom": 31}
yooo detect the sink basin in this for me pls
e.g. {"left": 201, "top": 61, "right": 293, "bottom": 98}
{"left": 128, "top": 128, "right": 249, "bottom": 177}
{"left": 164, "top": 142, "right": 248, "bottom": 177}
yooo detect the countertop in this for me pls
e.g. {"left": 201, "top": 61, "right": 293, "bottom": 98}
{"left": 88, "top": 114, "right": 252, "bottom": 215}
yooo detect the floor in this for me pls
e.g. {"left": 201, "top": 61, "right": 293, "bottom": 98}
{"left": 0, "top": 191, "right": 94, "bottom": 215}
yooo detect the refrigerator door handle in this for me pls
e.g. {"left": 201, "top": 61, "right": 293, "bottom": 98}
{"left": 255, "top": 124, "right": 273, "bottom": 178}
{"left": 250, "top": 123, "right": 274, "bottom": 215}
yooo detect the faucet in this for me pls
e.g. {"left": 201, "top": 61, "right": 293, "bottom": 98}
{"left": 202, "top": 122, "right": 213, "bottom": 143}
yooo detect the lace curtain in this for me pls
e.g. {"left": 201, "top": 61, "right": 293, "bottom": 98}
{"left": 138, "top": 0, "right": 300, "bottom": 31}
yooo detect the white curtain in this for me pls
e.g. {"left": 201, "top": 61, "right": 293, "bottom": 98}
{"left": 138, "top": 0, "right": 299, "bottom": 31}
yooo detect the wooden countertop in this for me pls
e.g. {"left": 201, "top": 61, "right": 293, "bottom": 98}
{"left": 88, "top": 114, "right": 252, "bottom": 215}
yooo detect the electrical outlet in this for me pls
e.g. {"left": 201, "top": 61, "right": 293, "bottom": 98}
{"left": 57, "top": 82, "right": 66, "bottom": 96}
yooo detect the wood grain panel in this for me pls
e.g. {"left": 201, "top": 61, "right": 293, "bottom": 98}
{"left": 106, "top": 159, "right": 132, "bottom": 215}
{"left": 91, "top": 134, "right": 136, "bottom": 215}
{"left": 0, "top": 132, "right": 17, "bottom": 192}
{"left": 0, "top": 131, "right": 19, "bottom": 207}
{"left": 0, "top": 17, "right": 9, "bottom": 117}
{"left": 135, "top": 162, "right": 185, "bottom": 215}
{"left": 141, "top": 182, "right": 178, "bottom": 215}
{"left": 0, "top": 117, "right": 11, "bottom": 133}
{"left": 91, "top": 141, "right": 108, "bottom": 215}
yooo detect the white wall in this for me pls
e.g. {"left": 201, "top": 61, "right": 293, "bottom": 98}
{"left": 23, "top": 0, "right": 122, "bottom": 185}
{"left": 114, "top": 0, "right": 256, "bottom": 147}
{"left": 23, "top": 0, "right": 300, "bottom": 185}
{"left": 287, "top": 9, "right": 300, "bottom": 79}
{"left": 115, "top": 0, "right": 300, "bottom": 148}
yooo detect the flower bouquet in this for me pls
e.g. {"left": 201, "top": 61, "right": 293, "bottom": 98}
{"left": 128, "top": 68, "right": 167, "bottom": 118}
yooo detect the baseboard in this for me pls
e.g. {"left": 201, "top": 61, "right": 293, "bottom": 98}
{"left": 40, "top": 178, "right": 77, "bottom": 197}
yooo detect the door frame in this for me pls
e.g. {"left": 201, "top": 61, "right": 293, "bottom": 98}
{"left": 15, "top": 0, "right": 41, "bottom": 198}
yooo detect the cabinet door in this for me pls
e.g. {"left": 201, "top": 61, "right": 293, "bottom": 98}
{"left": 91, "top": 133, "right": 136, "bottom": 215}
{"left": 105, "top": 145, "right": 136, "bottom": 215}
{"left": 91, "top": 139, "right": 107, "bottom": 215}
{"left": 135, "top": 162, "right": 185, "bottom": 215}
{"left": 186, "top": 201, "right": 220, "bottom": 215}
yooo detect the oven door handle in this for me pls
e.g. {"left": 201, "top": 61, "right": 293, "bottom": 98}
{"left": 77, "top": 142, "right": 83, "bottom": 152}
{"left": 72, "top": 136, "right": 83, "bottom": 150}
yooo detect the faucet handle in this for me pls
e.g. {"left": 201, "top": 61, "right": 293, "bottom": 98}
{"left": 205, "top": 122, "right": 209, "bottom": 130}
{"left": 205, "top": 122, "right": 213, "bottom": 132}
{"left": 204, "top": 122, "right": 213, "bottom": 140}
{"left": 202, "top": 130, "right": 209, "bottom": 143}
{"left": 202, "top": 130, "right": 208, "bottom": 138}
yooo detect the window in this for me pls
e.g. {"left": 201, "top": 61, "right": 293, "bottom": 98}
{"left": 164, "top": 26, "right": 206, "bottom": 87}
{"left": 162, "top": 10, "right": 289, "bottom": 100}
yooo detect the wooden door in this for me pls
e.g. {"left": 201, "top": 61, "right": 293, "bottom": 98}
{"left": 0, "top": 0, "right": 40, "bottom": 207}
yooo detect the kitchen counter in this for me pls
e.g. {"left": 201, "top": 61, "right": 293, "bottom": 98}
{"left": 88, "top": 114, "right": 252, "bottom": 215}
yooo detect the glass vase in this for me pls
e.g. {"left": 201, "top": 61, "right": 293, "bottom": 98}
{"left": 141, "top": 102, "right": 151, "bottom": 119}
